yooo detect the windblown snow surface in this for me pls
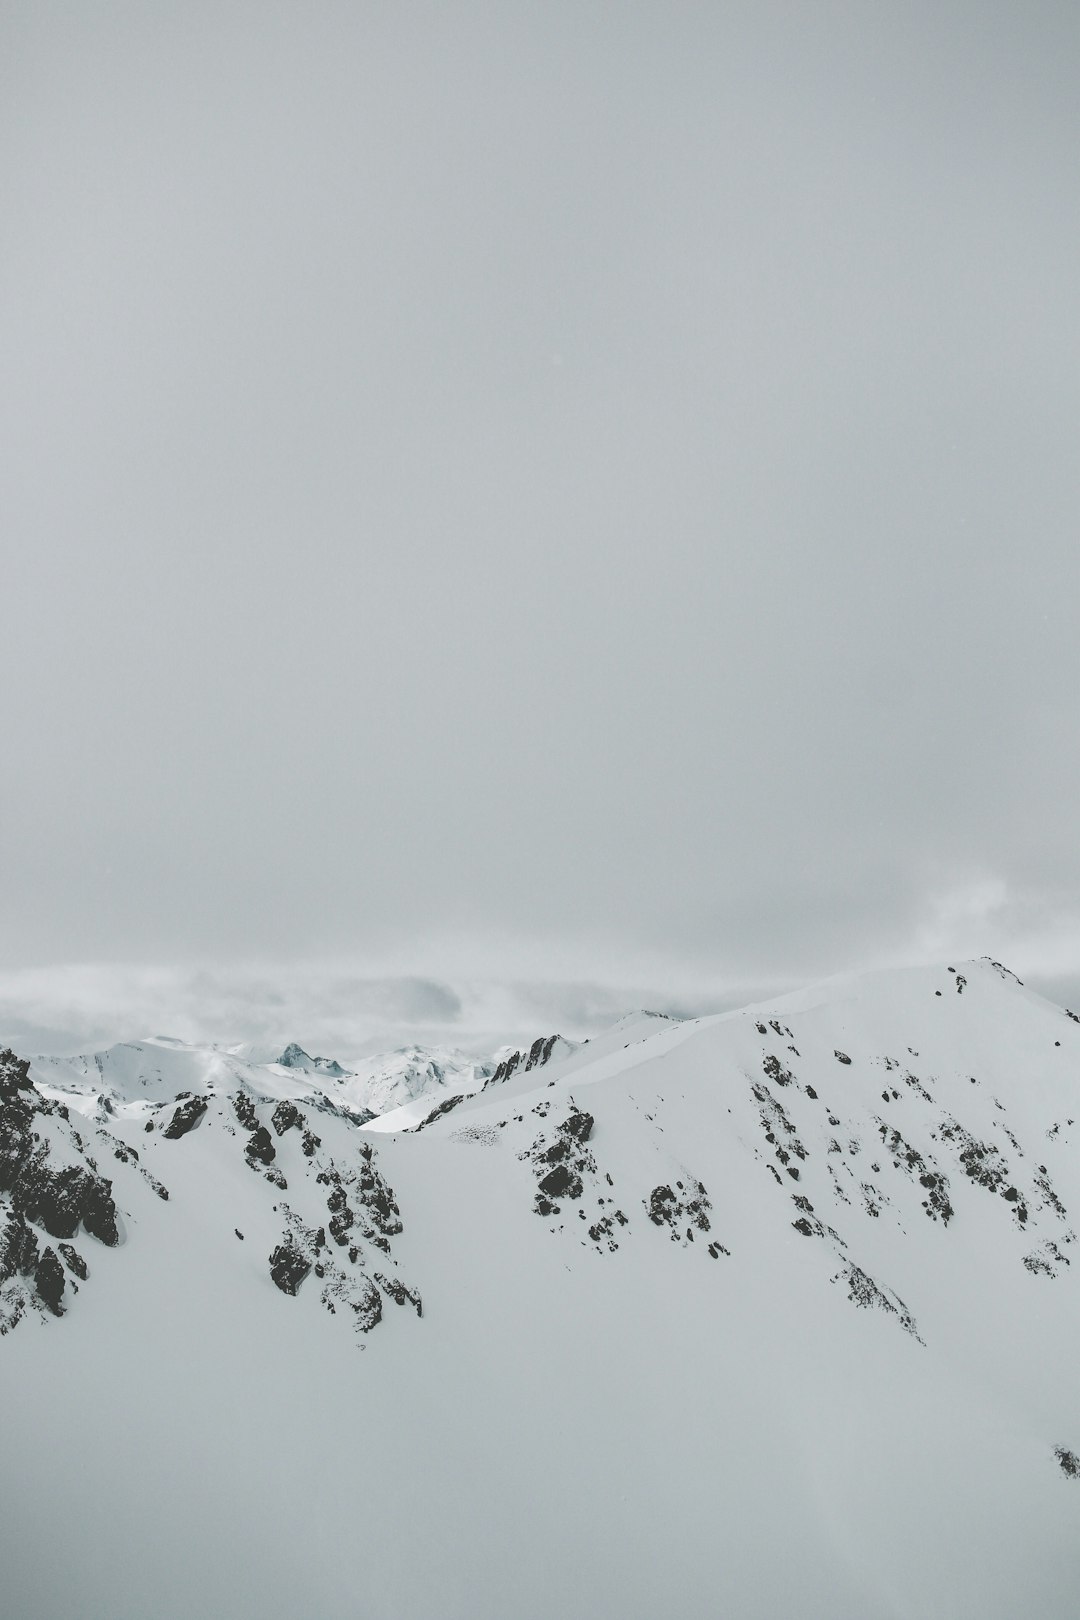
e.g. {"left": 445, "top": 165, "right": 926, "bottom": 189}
{"left": 2, "top": 958, "right": 1079, "bottom": 1619}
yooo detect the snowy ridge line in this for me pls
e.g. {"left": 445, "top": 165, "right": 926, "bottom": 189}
{"left": 4, "top": 957, "right": 1080, "bottom": 1619}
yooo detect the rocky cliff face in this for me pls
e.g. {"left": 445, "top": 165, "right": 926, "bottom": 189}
{"left": 0, "top": 1047, "right": 156, "bottom": 1332}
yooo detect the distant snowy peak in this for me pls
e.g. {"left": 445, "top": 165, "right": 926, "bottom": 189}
{"left": 276, "top": 1043, "right": 350, "bottom": 1078}
{"left": 486, "top": 1032, "right": 579, "bottom": 1089}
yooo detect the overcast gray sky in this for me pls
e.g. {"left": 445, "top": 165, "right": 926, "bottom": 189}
{"left": 2, "top": 2, "right": 1078, "bottom": 1048}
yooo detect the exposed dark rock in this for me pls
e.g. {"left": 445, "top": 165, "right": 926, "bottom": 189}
{"left": 163, "top": 1096, "right": 208, "bottom": 1140}
{"left": 487, "top": 1051, "right": 521, "bottom": 1087}
{"left": 33, "top": 1246, "right": 66, "bottom": 1315}
{"left": 538, "top": 1162, "right": 582, "bottom": 1201}
{"left": 232, "top": 1093, "right": 258, "bottom": 1131}
{"left": 269, "top": 1240, "right": 311, "bottom": 1295}
{"left": 355, "top": 1159, "right": 403, "bottom": 1236}
{"left": 836, "top": 1263, "right": 922, "bottom": 1341}
{"left": 560, "top": 1109, "right": 594, "bottom": 1144}
{"left": 1055, "top": 1448, "right": 1079, "bottom": 1479}
{"left": 0, "top": 1211, "right": 39, "bottom": 1282}
{"left": 762, "top": 1054, "right": 794, "bottom": 1087}
{"left": 414, "top": 1093, "right": 467, "bottom": 1130}
{"left": 375, "top": 1272, "right": 423, "bottom": 1315}
{"left": 351, "top": 1275, "right": 383, "bottom": 1331}
{"left": 271, "top": 1100, "right": 304, "bottom": 1137}
{"left": 81, "top": 1177, "right": 120, "bottom": 1245}
{"left": 587, "top": 1209, "right": 629, "bottom": 1251}
{"left": 525, "top": 1034, "right": 560, "bottom": 1072}
{"left": 646, "top": 1179, "right": 712, "bottom": 1240}
{"left": 0, "top": 1049, "right": 32, "bottom": 1098}
{"left": 10, "top": 1159, "right": 119, "bottom": 1246}
{"left": 328, "top": 1208, "right": 355, "bottom": 1245}
{"left": 57, "top": 1242, "right": 88, "bottom": 1279}
{"left": 487, "top": 1033, "right": 565, "bottom": 1090}
{"left": 245, "top": 1127, "right": 276, "bottom": 1165}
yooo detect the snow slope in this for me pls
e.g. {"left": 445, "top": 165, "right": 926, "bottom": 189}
{"left": 2, "top": 958, "right": 1079, "bottom": 1619}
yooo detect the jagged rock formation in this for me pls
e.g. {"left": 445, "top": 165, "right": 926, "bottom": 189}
{"left": 0, "top": 1047, "right": 147, "bottom": 1332}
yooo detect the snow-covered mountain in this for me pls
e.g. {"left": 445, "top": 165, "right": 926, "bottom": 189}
{"left": 27, "top": 1032, "right": 496, "bottom": 1123}
{"left": 2, "top": 958, "right": 1080, "bottom": 1619}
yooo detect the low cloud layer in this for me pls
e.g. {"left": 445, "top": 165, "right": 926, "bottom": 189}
{"left": 0, "top": 960, "right": 739, "bottom": 1062}
{"left": 3, "top": 890, "right": 1079, "bottom": 1065}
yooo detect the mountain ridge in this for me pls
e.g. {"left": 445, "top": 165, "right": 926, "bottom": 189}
{"left": 2, "top": 955, "right": 1079, "bottom": 1620}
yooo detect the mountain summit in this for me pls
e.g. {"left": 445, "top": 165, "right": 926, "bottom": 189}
{"left": 2, "top": 958, "right": 1078, "bottom": 1619}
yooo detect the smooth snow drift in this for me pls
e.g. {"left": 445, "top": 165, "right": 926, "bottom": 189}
{"left": 2, "top": 958, "right": 1079, "bottom": 1619}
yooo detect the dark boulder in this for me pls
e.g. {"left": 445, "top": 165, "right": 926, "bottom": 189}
{"left": 538, "top": 1163, "right": 583, "bottom": 1201}
{"left": 245, "top": 1127, "right": 276, "bottom": 1165}
{"left": 163, "top": 1096, "right": 208, "bottom": 1139}
{"left": 233, "top": 1093, "right": 258, "bottom": 1131}
{"left": 0, "top": 1049, "right": 32, "bottom": 1099}
{"left": 560, "top": 1109, "right": 594, "bottom": 1144}
{"left": 15, "top": 1163, "right": 119, "bottom": 1247}
{"left": 271, "top": 1100, "right": 304, "bottom": 1137}
{"left": 352, "top": 1275, "right": 383, "bottom": 1332}
{"left": 0, "top": 1212, "right": 40, "bottom": 1282}
{"left": 269, "top": 1241, "right": 311, "bottom": 1296}
{"left": 58, "top": 1243, "right": 88, "bottom": 1279}
{"left": 34, "top": 1246, "right": 66, "bottom": 1315}
{"left": 81, "top": 1176, "right": 119, "bottom": 1245}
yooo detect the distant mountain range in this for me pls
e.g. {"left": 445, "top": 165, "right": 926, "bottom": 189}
{"left": 2, "top": 960, "right": 1079, "bottom": 1619}
{"left": 25, "top": 1030, "right": 510, "bottom": 1124}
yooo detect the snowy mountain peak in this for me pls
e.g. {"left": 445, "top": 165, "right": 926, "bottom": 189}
{"left": 276, "top": 1042, "right": 350, "bottom": 1078}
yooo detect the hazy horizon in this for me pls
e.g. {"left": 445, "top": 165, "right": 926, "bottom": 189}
{"left": 3, "top": 4, "right": 1077, "bottom": 1043}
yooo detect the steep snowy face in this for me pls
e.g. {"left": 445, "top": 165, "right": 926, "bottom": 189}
{"left": 2, "top": 958, "right": 1080, "bottom": 1620}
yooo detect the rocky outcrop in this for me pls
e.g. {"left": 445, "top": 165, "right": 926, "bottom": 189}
{"left": 0, "top": 1049, "right": 32, "bottom": 1099}
{"left": 245, "top": 1127, "right": 276, "bottom": 1166}
{"left": 525, "top": 1107, "right": 597, "bottom": 1216}
{"left": 271, "top": 1100, "right": 304, "bottom": 1137}
{"left": 163, "top": 1096, "right": 208, "bottom": 1140}
{"left": 58, "top": 1242, "right": 88, "bottom": 1280}
{"left": 645, "top": 1178, "right": 712, "bottom": 1242}
{"left": 375, "top": 1272, "right": 422, "bottom": 1316}
{"left": 269, "top": 1238, "right": 312, "bottom": 1295}
{"left": 1, "top": 1058, "right": 120, "bottom": 1248}
{"left": 0, "top": 1048, "right": 123, "bottom": 1331}
{"left": 233, "top": 1093, "right": 258, "bottom": 1131}
{"left": 33, "top": 1247, "right": 66, "bottom": 1316}
{"left": 486, "top": 1033, "right": 566, "bottom": 1089}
